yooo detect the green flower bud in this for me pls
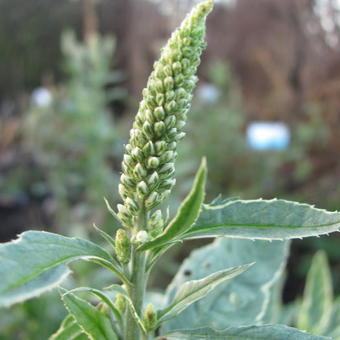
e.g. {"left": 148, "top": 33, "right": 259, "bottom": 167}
{"left": 164, "top": 76, "right": 175, "bottom": 90}
{"left": 125, "top": 197, "right": 139, "bottom": 213}
{"left": 154, "top": 106, "right": 166, "bottom": 121}
{"left": 137, "top": 181, "right": 148, "bottom": 199}
{"left": 143, "top": 141, "right": 155, "bottom": 156}
{"left": 160, "top": 178, "right": 176, "bottom": 190}
{"left": 117, "top": 0, "right": 213, "bottom": 226}
{"left": 115, "top": 229, "right": 131, "bottom": 264}
{"left": 149, "top": 209, "right": 164, "bottom": 236}
{"left": 114, "top": 293, "right": 126, "bottom": 314}
{"left": 145, "top": 191, "right": 159, "bottom": 209}
{"left": 134, "top": 163, "right": 147, "bottom": 179}
{"left": 148, "top": 171, "right": 159, "bottom": 187}
{"left": 167, "top": 128, "right": 178, "bottom": 139}
{"left": 165, "top": 115, "right": 176, "bottom": 129}
{"left": 155, "top": 121, "right": 166, "bottom": 137}
{"left": 143, "top": 304, "right": 157, "bottom": 331}
{"left": 136, "top": 230, "right": 149, "bottom": 243}
{"left": 148, "top": 156, "right": 160, "bottom": 169}
{"left": 155, "top": 141, "right": 167, "bottom": 154}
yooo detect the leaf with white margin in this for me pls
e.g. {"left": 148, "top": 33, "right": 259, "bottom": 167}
{"left": 158, "top": 325, "right": 332, "bottom": 340}
{"left": 158, "top": 263, "right": 253, "bottom": 324}
{"left": 61, "top": 291, "right": 117, "bottom": 340}
{"left": 0, "top": 231, "right": 117, "bottom": 307}
{"left": 162, "top": 238, "right": 289, "bottom": 332}
{"left": 49, "top": 314, "right": 87, "bottom": 340}
{"left": 184, "top": 198, "right": 340, "bottom": 240}
{"left": 298, "top": 250, "right": 333, "bottom": 334}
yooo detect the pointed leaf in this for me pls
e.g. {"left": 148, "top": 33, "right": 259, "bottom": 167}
{"left": 67, "top": 287, "right": 122, "bottom": 323}
{"left": 158, "top": 263, "right": 252, "bottom": 324}
{"left": 158, "top": 325, "right": 332, "bottom": 339}
{"left": 162, "top": 238, "right": 289, "bottom": 332}
{"left": 50, "top": 315, "right": 87, "bottom": 340}
{"left": 297, "top": 250, "right": 333, "bottom": 334}
{"left": 139, "top": 158, "right": 207, "bottom": 251}
{"left": 61, "top": 291, "right": 118, "bottom": 340}
{"left": 0, "top": 231, "right": 115, "bottom": 307}
{"left": 185, "top": 198, "right": 340, "bottom": 240}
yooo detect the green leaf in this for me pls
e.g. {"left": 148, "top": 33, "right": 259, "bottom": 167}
{"left": 297, "top": 250, "right": 333, "bottom": 334}
{"left": 0, "top": 231, "right": 115, "bottom": 307}
{"left": 67, "top": 287, "right": 122, "bottom": 324}
{"left": 139, "top": 158, "right": 207, "bottom": 251}
{"left": 185, "top": 198, "right": 340, "bottom": 240}
{"left": 61, "top": 291, "right": 118, "bottom": 340}
{"left": 50, "top": 315, "right": 87, "bottom": 340}
{"left": 105, "top": 284, "right": 147, "bottom": 335}
{"left": 162, "top": 238, "right": 289, "bottom": 332}
{"left": 324, "top": 298, "right": 340, "bottom": 339}
{"left": 158, "top": 263, "right": 253, "bottom": 324}
{"left": 158, "top": 325, "right": 332, "bottom": 339}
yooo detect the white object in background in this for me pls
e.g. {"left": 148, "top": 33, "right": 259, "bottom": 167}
{"left": 196, "top": 83, "right": 220, "bottom": 103}
{"left": 246, "top": 122, "right": 290, "bottom": 151}
{"left": 31, "top": 87, "right": 52, "bottom": 108}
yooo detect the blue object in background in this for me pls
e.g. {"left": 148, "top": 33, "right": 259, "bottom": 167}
{"left": 246, "top": 122, "right": 290, "bottom": 151}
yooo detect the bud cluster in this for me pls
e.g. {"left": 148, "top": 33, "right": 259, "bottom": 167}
{"left": 117, "top": 0, "right": 213, "bottom": 228}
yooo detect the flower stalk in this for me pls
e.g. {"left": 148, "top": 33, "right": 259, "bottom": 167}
{"left": 115, "top": 1, "right": 214, "bottom": 339}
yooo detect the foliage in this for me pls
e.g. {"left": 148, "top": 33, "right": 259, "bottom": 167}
{"left": 0, "top": 1, "right": 339, "bottom": 339}
{"left": 23, "top": 31, "right": 123, "bottom": 235}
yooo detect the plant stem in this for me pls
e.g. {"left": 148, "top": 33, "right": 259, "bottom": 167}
{"left": 124, "top": 210, "right": 148, "bottom": 340}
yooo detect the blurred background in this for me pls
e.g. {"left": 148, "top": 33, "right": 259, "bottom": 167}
{"left": 1, "top": 0, "right": 340, "bottom": 338}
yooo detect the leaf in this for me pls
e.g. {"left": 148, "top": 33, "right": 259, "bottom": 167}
{"left": 162, "top": 238, "right": 289, "bottom": 332}
{"left": 185, "top": 198, "right": 340, "bottom": 240}
{"left": 297, "top": 251, "right": 333, "bottom": 334}
{"left": 324, "top": 298, "right": 340, "bottom": 339}
{"left": 67, "top": 287, "right": 122, "bottom": 323}
{"left": 50, "top": 314, "right": 87, "bottom": 340}
{"left": 139, "top": 158, "right": 207, "bottom": 251}
{"left": 158, "top": 263, "right": 253, "bottom": 324}
{"left": 0, "top": 231, "right": 115, "bottom": 307}
{"left": 61, "top": 291, "right": 118, "bottom": 340}
{"left": 158, "top": 325, "right": 332, "bottom": 339}
{"left": 105, "top": 284, "right": 147, "bottom": 334}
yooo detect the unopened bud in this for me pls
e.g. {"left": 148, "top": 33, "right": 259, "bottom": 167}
{"left": 136, "top": 230, "right": 149, "bottom": 243}
{"left": 143, "top": 304, "right": 157, "bottom": 331}
{"left": 114, "top": 293, "right": 126, "bottom": 314}
{"left": 148, "top": 157, "right": 160, "bottom": 169}
{"left": 115, "top": 229, "right": 131, "bottom": 264}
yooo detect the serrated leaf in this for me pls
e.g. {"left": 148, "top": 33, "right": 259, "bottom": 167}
{"left": 0, "top": 231, "right": 115, "bottom": 307}
{"left": 61, "top": 291, "right": 117, "bottom": 340}
{"left": 185, "top": 198, "right": 340, "bottom": 240}
{"left": 162, "top": 238, "right": 289, "bottom": 332}
{"left": 139, "top": 158, "right": 207, "bottom": 251}
{"left": 50, "top": 314, "right": 87, "bottom": 340}
{"left": 158, "top": 325, "right": 332, "bottom": 339}
{"left": 158, "top": 263, "right": 253, "bottom": 324}
{"left": 297, "top": 251, "right": 333, "bottom": 334}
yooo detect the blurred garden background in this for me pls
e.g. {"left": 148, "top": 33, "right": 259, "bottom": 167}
{"left": 0, "top": 0, "right": 340, "bottom": 338}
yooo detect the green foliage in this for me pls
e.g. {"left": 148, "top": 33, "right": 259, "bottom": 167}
{"left": 23, "top": 31, "right": 122, "bottom": 234}
{"left": 158, "top": 325, "right": 332, "bottom": 340}
{"left": 297, "top": 251, "right": 333, "bottom": 334}
{"left": 162, "top": 239, "right": 289, "bottom": 331}
{"left": 186, "top": 198, "right": 340, "bottom": 240}
{"left": 0, "top": 231, "right": 116, "bottom": 308}
{"left": 0, "top": 1, "right": 339, "bottom": 340}
{"left": 61, "top": 292, "right": 118, "bottom": 340}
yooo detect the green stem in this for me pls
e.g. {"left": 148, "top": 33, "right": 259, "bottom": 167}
{"left": 124, "top": 209, "right": 148, "bottom": 340}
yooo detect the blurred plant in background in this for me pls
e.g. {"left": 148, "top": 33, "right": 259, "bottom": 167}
{"left": 23, "top": 31, "right": 124, "bottom": 237}
{"left": 0, "top": 32, "right": 126, "bottom": 339}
